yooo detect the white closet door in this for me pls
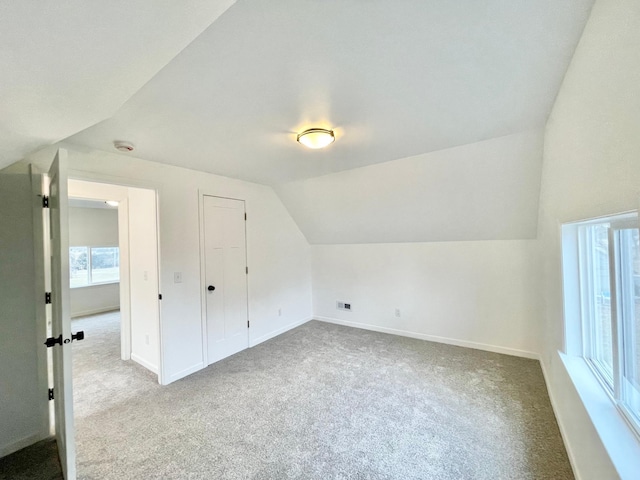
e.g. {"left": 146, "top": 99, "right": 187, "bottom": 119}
{"left": 203, "top": 196, "right": 248, "bottom": 365}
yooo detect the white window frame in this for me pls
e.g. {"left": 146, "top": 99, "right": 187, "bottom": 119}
{"left": 69, "top": 245, "right": 120, "bottom": 288}
{"left": 562, "top": 211, "right": 640, "bottom": 441}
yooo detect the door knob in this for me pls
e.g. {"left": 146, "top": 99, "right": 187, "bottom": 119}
{"left": 208, "top": 285, "right": 216, "bottom": 291}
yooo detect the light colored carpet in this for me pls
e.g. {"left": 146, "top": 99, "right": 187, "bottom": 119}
{"left": 68, "top": 313, "right": 573, "bottom": 480}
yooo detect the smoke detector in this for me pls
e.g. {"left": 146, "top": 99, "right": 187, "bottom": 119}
{"left": 114, "top": 141, "right": 135, "bottom": 153}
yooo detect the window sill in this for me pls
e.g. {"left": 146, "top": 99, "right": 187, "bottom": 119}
{"left": 560, "top": 352, "right": 640, "bottom": 479}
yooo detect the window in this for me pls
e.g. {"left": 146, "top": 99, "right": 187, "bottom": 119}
{"left": 564, "top": 212, "right": 640, "bottom": 436}
{"left": 69, "top": 246, "right": 119, "bottom": 287}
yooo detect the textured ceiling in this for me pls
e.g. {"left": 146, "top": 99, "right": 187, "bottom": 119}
{"left": 65, "top": 0, "right": 594, "bottom": 185}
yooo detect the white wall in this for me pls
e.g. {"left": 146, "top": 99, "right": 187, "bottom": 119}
{"left": 127, "top": 187, "right": 160, "bottom": 373}
{"left": 313, "top": 241, "right": 540, "bottom": 357}
{"left": 68, "top": 206, "right": 119, "bottom": 316}
{"left": 69, "top": 283, "right": 119, "bottom": 318}
{"left": 0, "top": 173, "right": 48, "bottom": 456}
{"left": 276, "top": 130, "right": 543, "bottom": 244}
{"left": 538, "top": 0, "right": 640, "bottom": 478}
{"left": 68, "top": 207, "right": 118, "bottom": 246}
{"left": 27, "top": 144, "right": 313, "bottom": 385}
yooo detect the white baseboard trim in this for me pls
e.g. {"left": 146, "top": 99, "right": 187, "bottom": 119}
{"left": 539, "top": 355, "right": 581, "bottom": 480}
{"left": 131, "top": 353, "right": 158, "bottom": 375}
{"left": 71, "top": 306, "right": 119, "bottom": 318}
{"left": 250, "top": 316, "right": 313, "bottom": 347}
{"left": 0, "top": 431, "right": 49, "bottom": 458}
{"left": 314, "top": 316, "right": 540, "bottom": 360}
{"left": 166, "top": 362, "right": 204, "bottom": 385}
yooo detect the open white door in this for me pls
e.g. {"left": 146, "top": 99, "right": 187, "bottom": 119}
{"left": 47, "top": 149, "right": 76, "bottom": 479}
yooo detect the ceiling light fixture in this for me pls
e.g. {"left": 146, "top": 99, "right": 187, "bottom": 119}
{"left": 296, "top": 128, "right": 335, "bottom": 149}
{"left": 105, "top": 200, "right": 119, "bottom": 207}
{"left": 114, "top": 140, "right": 135, "bottom": 153}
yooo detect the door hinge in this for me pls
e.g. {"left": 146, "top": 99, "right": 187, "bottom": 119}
{"left": 42, "top": 195, "right": 49, "bottom": 208}
{"left": 244, "top": 212, "right": 247, "bottom": 221}
{"left": 158, "top": 294, "right": 162, "bottom": 300}
{"left": 48, "top": 388, "right": 54, "bottom": 401}
{"left": 45, "top": 292, "right": 51, "bottom": 304}
{"left": 247, "top": 320, "right": 250, "bottom": 328}
{"left": 246, "top": 266, "right": 248, "bottom": 274}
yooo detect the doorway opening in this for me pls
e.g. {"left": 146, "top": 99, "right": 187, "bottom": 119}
{"left": 66, "top": 179, "right": 161, "bottom": 376}
{"left": 64, "top": 179, "right": 161, "bottom": 478}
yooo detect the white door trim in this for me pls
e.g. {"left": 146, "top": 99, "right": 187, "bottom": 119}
{"left": 66, "top": 174, "right": 164, "bottom": 385}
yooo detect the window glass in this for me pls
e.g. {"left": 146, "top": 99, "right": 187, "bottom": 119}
{"left": 90, "top": 247, "right": 120, "bottom": 284}
{"left": 69, "top": 246, "right": 89, "bottom": 287}
{"left": 618, "top": 228, "right": 640, "bottom": 424}
{"left": 582, "top": 223, "right": 614, "bottom": 384}
{"left": 69, "top": 246, "right": 120, "bottom": 287}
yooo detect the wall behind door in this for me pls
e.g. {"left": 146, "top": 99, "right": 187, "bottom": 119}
{"left": 0, "top": 173, "right": 48, "bottom": 456}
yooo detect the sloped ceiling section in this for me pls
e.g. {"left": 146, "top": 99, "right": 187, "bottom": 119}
{"left": 0, "top": 0, "right": 236, "bottom": 170}
{"left": 275, "top": 131, "right": 544, "bottom": 244}
{"left": 3, "top": 1, "right": 595, "bottom": 244}
{"left": 66, "top": 0, "right": 594, "bottom": 185}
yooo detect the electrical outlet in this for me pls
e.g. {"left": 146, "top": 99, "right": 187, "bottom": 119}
{"left": 174, "top": 272, "right": 182, "bottom": 283}
{"left": 336, "top": 301, "right": 352, "bottom": 311}
{"left": 145, "top": 334, "right": 150, "bottom": 345}
{"left": 144, "top": 271, "right": 148, "bottom": 281}
{"left": 395, "top": 308, "right": 401, "bottom": 318}
{"left": 278, "top": 308, "right": 282, "bottom": 316}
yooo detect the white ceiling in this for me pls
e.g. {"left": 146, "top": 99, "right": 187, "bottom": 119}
{"left": 64, "top": 0, "right": 594, "bottom": 185}
{"left": 0, "top": 0, "right": 236, "bottom": 170}
{"left": 3, "top": 1, "right": 596, "bottom": 243}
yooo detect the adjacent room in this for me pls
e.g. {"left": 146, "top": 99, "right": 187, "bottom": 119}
{"left": 1, "top": 1, "right": 639, "bottom": 479}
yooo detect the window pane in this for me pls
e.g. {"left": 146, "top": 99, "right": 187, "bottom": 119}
{"left": 90, "top": 247, "right": 120, "bottom": 284}
{"left": 583, "top": 223, "right": 613, "bottom": 382}
{"left": 69, "top": 247, "right": 89, "bottom": 288}
{"left": 618, "top": 228, "right": 640, "bottom": 425}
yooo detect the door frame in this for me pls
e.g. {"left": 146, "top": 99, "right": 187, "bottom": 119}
{"left": 30, "top": 165, "right": 52, "bottom": 441}
{"left": 66, "top": 170, "right": 165, "bottom": 385}
{"left": 197, "top": 191, "right": 249, "bottom": 367}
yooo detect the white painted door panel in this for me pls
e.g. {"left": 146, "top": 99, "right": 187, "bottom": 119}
{"left": 48, "top": 149, "right": 76, "bottom": 479}
{"left": 204, "top": 196, "right": 248, "bottom": 364}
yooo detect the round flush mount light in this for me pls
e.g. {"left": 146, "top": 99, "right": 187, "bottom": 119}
{"left": 296, "top": 128, "right": 335, "bottom": 149}
{"left": 105, "top": 200, "right": 119, "bottom": 207}
{"left": 114, "top": 140, "right": 135, "bottom": 153}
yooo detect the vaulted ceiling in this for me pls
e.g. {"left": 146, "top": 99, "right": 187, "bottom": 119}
{"left": 1, "top": 0, "right": 596, "bottom": 242}
{"left": 0, "top": 0, "right": 235, "bottom": 170}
